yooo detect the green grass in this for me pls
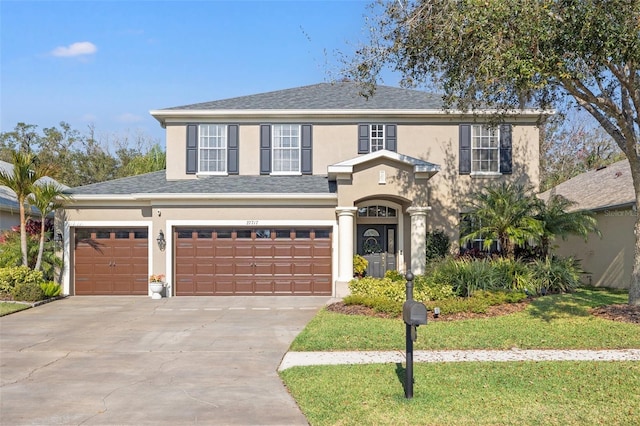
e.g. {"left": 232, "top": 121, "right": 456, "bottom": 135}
{"left": 281, "top": 362, "right": 640, "bottom": 426}
{"left": 284, "top": 287, "right": 639, "bottom": 425}
{"left": 291, "top": 287, "right": 639, "bottom": 350}
{"left": 0, "top": 302, "right": 30, "bottom": 316}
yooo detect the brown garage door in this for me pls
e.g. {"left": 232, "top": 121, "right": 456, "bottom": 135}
{"left": 175, "top": 228, "right": 332, "bottom": 295}
{"left": 74, "top": 228, "right": 149, "bottom": 295}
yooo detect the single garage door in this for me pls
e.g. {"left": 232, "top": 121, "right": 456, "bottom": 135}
{"left": 175, "top": 227, "right": 332, "bottom": 295}
{"left": 74, "top": 228, "right": 149, "bottom": 295}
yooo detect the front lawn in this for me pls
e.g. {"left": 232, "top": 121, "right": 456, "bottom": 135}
{"left": 291, "top": 288, "right": 639, "bottom": 351}
{"left": 281, "top": 287, "right": 640, "bottom": 425}
{"left": 281, "top": 362, "right": 640, "bottom": 426}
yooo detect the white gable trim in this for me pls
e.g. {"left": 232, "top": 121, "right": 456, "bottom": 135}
{"left": 327, "top": 150, "right": 440, "bottom": 180}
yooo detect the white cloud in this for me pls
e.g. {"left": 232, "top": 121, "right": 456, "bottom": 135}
{"left": 116, "top": 113, "right": 143, "bottom": 123}
{"left": 51, "top": 41, "right": 97, "bottom": 58}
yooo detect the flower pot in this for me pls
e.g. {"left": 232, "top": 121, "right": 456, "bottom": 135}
{"left": 150, "top": 282, "right": 165, "bottom": 299}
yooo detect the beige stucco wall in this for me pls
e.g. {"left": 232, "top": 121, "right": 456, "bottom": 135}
{"left": 162, "top": 120, "right": 540, "bottom": 253}
{"left": 554, "top": 207, "right": 635, "bottom": 289}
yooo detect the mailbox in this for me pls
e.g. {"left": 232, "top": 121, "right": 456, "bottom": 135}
{"left": 403, "top": 300, "right": 427, "bottom": 326}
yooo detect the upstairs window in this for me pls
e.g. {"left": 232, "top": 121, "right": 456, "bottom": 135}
{"left": 272, "top": 124, "right": 300, "bottom": 173}
{"left": 186, "top": 124, "right": 238, "bottom": 175}
{"left": 358, "top": 124, "right": 397, "bottom": 153}
{"left": 199, "top": 124, "right": 227, "bottom": 173}
{"left": 260, "top": 124, "right": 313, "bottom": 175}
{"left": 471, "top": 125, "right": 499, "bottom": 173}
{"left": 459, "top": 123, "right": 512, "bottom": 175}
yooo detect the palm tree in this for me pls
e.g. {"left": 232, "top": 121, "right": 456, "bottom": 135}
{"left": 0, "top": 151, "right": 47, "bottom": 266}
{"left": 461, "top": 182, "right": 544, "bottom": 259}
{"left": 28, "top": 182, "right": 71, "bottom": 271}
{"left": 536, "top": 194, "right": 600, "bottom": 257}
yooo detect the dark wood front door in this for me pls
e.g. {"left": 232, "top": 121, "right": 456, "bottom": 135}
{"left": 357, "top": 224, "right": 397, "bottom": 278}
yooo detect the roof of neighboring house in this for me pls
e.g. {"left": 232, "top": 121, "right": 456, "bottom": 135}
{"left": 158, "top": 82, "right": 445, "bottom": 111}
{"left": 65, "top": 171, "right": 337, "bottom": 197}
{"left": 539, "top": 159, "right": 635, "bottom": 211}
{"left": 0, "top": 160, "right": 69, "bottom": 213}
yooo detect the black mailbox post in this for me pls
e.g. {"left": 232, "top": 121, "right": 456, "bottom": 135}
{"left": 403, "top": 271, "right": 427, "bottom": 399}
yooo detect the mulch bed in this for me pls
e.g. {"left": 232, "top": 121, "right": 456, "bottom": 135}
{"left": 327, "top": 300, "right": 640, "bottom": 324}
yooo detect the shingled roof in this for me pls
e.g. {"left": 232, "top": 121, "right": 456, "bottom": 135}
{"left": 158, "top": 82, "right": 445, "bottom": 111}
{"left": 65, "top": 171, "right": 337, "bottom": 197}
{"left": 539, "top": 159, "right": 635, "bottom": 211}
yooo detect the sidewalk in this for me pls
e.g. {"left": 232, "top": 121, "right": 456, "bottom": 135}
{"left": 278, "top": 349, "right": 640, "bottom": 370}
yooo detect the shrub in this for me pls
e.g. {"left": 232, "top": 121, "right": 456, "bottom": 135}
{"left": 343, "top": 294, "right": 402, "bottom": 316}
{"left": 412, "top": 274, "right": 455, "bottom": 301}
{"left": 349, "top": 276, "right": 406, "bottom": 302}
{"left": 425, "top": 229, "right": 450, "bottom": 262}
{"left": 491, "top": 257, "right": 533, "bottom": 291}
{"left": 353, "top": 254, "right": 368, "bottom": 277}
{"left": 384, "top": 269, "right": 405, "bottom": 282}
{"left": 529, "top": 256, "right": 584, "bottom": 294}
{"left": 428, "top": 257, "right": 501, "bottom": 297}
{"left": 0, "top": 266, "right": 44, "bottom": 297}
{"left": 40, "top": 281, "right": 62, "bottom": 298}
{"left": 12, "top": 281, "right": 45, "bottom": 302}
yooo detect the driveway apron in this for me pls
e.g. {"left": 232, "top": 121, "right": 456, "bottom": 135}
{"left": 0, "top": 296, "right": 330, "bottom": 425}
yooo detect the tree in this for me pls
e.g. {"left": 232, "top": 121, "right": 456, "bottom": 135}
{"left": 461, "top": 183, "right": 543, "bottom": 259}
{"left": 536, "top": 194, "right": 601, "bottom": 257}
{"left": 348, "top": 0, "right": 640, "bottom": 304}
{"left": 0, "top": 151, "right": 48, "bottom": 266}
{"left": 28, "top": 182, "right": 70, "bottom": 271}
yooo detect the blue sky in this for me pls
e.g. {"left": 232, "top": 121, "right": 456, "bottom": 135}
{"left": 1, "top": 0, "right": 395, "bottom": 145}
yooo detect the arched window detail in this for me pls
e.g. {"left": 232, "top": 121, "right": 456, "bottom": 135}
{"left": 357, "top": 205, "right": 397, "bottom": 218}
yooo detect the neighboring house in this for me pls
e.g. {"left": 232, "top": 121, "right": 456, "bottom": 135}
{"left": 540, "top": 159, "right": 635, "bottom": 289}
{"left": 0, "top": 160, "right": 65, "bottom": 230}
{"left": 60, "top": 82, "right": 542, "bottom": 297}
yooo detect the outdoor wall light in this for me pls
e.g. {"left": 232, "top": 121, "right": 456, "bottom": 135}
{"left": 53, "top": 231, "right": 63, "bottom": 248}
{"left": 157, "top": 230, "right": 166, "bottom": 251}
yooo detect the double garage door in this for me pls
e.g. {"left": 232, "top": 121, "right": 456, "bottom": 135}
{"left": 175, "top": 227, "right": 332, "bottom": 295}
{"left": 74, "top": 227, "right": 332, "bottom": 296}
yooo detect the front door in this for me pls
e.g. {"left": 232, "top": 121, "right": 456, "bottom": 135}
{"left": 357, "top": 224, "right": 397, "bottom": 278}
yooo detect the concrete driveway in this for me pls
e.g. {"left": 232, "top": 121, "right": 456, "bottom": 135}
{"left": 0, "top": 296, "right": 330, "bottom": 425}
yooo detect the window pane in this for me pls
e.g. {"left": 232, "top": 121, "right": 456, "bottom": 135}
{"left": 295, "top": 230, "right": 311, "bottom": 239}
{"left": 275, "top": 229, "right": 291, "bottom": 239}
{"left": 314, "top": 229, "right": 330, "bottom": 239}
{"left": 114, "top": 230, "right": 129, "bottom": 239}
{"left": 357, "top": 207, "right": 368, "bottom": 217}
{"left": 236, "top": 230, "right": 252, "bottom": 239}
{"left": 96, "top": 230, "right": 110, "bottom": 239}
{"left": 134, "top": 230, "right": 148, "bottom": 239}
{"left": 215, "top": 229, "right": 232, "bottom": 238}
{"left": 255, "top": 229, "right": 271, "bottom": 239}
{"left": 272, "top": 124, "right": 300, "bottom": 172}
{"left": 197, "top": 230, "right": 213, "bottom": 239}
{"left": 177, "top": 230, "right": 193, "bottom": 239}
{"left": 199, "top": 124, "right": 227, "bottom": 173}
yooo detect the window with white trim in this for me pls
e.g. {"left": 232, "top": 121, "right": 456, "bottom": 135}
{"left": 471, "top": 125, "right": 499, "bottom": 173}
{"left": 199, "top": 124, "right": 227, "bottom": 173}
{"left": 370, "top": 124, "right": 385, "bottom": 152}
{"left": 272, "top": 124, "right": 300, "bottom": 173}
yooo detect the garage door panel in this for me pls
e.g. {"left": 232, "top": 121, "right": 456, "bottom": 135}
{"left": 74, "top": 228, "right": 149, "bottom": 296}
{"left": 195, "top": 280, "right": 215, "bottom": 294}
{"left": 175, "top": 227, "right": 332, "bottom": 295}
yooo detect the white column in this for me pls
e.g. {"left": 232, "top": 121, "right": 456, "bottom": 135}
{"left": 335, "top": 207, "right": 357, "bottom": 296}
{"left": 407, "top": 206, "right": 431, "bottom": 275}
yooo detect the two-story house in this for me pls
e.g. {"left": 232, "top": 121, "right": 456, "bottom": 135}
{"left": 60, "top": 82, "right": 541, "bottom": 297}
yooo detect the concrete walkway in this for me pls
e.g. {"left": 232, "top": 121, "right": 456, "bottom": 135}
{"left": 279, "top": 349, "right": 640, "bottom": 370}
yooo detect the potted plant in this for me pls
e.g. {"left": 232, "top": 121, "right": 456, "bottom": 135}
{"left": 353, "top": 254, "right": 368, "bottom": 278}
{"left": 149, "top": 274, "right": 165, "bottom": 299}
